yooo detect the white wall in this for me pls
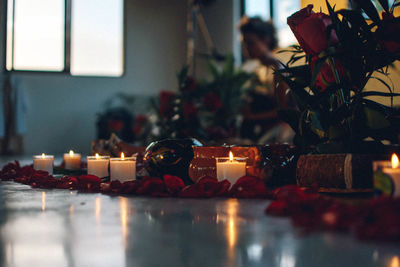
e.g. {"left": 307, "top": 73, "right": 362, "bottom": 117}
{"left": 194, "top": 0, "right": 242, "bottom": 79}
{"left": 0, "top": 0, "right": 188, "bottom": 155}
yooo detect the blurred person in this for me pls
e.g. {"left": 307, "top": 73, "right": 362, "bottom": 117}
{"left": 239, "top": 17, "right": 294, "bottom": 143}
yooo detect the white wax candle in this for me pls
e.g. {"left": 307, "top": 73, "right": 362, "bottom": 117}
{"left": 110, "top": 153, "right": 136, "bottom": 182}
{"left": 216, "top": 152, "right": 246, "bottom": 185}
{"left": 33, "top": 154, "right": 54, "bottom": 174}
{"left": 381, "top": 168, "right": 400, "bottom": 197}
{"left": 87, "top": 154, "right": 110, "bottom": 178}
{"left": 64, "top": 150, "right": 81, "bottom": 170}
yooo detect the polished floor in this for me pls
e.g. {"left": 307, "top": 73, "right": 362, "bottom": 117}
{"left": 0, "top": 160, "right": 399, "bottom": 267}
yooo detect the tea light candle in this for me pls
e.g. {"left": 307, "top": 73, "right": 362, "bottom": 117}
{"left": 64, "top": 150, "right": 81, "bottom": 170}
{"left": 110, "top": 152, "right": 136, "bottom": 182}
{"left": 216, "top": 151, "right": 247, "bottom": 185}
{"left": 33, "top": 153, "right": 54, "bottom": 174}
{"left": 87, "top": 154, "right": 110, "bottom": 178}
{"left": 373, "top": 153, "right": 400, "bottom": 197}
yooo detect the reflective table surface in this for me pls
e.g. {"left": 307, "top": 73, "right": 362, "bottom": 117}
{"left": 0, "top": 159, "right": 399, "bottom": 267}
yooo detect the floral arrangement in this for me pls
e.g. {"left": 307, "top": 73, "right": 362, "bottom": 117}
{"left": 96, "top": 93, "right": 152, "bottom": 145}
{"left": 151, "top": 55, "right": 253, "bottom": 142}
{"left": 278, "top": 0, "right": 400, "bottom": 154}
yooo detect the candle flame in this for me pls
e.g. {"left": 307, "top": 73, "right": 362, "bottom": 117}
{"left": 41, "top": 153, "right": 45, "bottom": 158}
{"left": 392, "top": 154, "right": 399, "bottom": 169}
{"left": 121, "top": 152, "right": 125, "bottom": 160}
{"left": 229, "top": 151, "right": 233, "bottom": 162}
{"left": 69, "top": 150, "right": 74, "bottom": 156}
{"left": 95, "top": 153, "right": 99, "bottom": 159}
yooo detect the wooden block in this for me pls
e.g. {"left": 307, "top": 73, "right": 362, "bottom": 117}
{"left": 296, "top": 154, "right": 384, "bottom": 189}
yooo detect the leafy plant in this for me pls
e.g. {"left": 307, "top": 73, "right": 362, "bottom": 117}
{"left": 278, "top": 0, "right": 400, "bottom": 154}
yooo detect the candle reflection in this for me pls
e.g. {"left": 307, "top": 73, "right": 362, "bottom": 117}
{"left": 69, "top": 204, "right": 74, "bottom": 217}
{"left": 120, "top": 197, "right": 129, "bottom": 249}
{"left": 226, "top": 199, "right": 238, "bottom": 261}
{"left": 41, "top": 192, "right": 46, "bottom": 212}
{"left": 391, "top": 256, "right": 400, "bottom": 267}
{"left": 95, "top": 197, "right": 101, "bottom": 222}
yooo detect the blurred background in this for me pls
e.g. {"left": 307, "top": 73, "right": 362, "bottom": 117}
{"left": 0, "top": 0, "right": 398, "bottom": 155}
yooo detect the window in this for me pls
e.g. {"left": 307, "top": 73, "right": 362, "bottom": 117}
{"left": 6, "top": 0, "right": 124, "bottom": 77}
{"left": 243, "top": 0, "right": 349, "bottom": 48}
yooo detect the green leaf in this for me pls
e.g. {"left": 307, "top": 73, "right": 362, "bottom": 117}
{"left": 364, "top": 106, "right": 391, "bottom": 129}
{"left": 355, "top": 91, "right": 400, "bottom": 98}
{"left": 222, "top": 54, "right": 234, "bottom": 77}
{"left": 207, "top": 60, "right": 219, "bottom": 80}
{"left": 353, "top": 0, "right": 381, "bottom": 23}
{"left": 377, "top": 0, "right": 389, "bottom": 12}
{"left": 310, "top": 57, "right": 325, "bottom": 87}
{"left": 309, "top": 111, "right": 326, "bottom": 138}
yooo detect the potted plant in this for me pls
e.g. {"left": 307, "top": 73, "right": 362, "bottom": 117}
{"left": 278, "top": 0, "right": 400, "bottom": 190}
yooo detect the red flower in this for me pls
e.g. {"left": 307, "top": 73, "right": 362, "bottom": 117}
{"left": 311, "top": 56, "right": 348, "bottom": 92}
{"left": 182, "top": 77, "right": 198, "bottom": 92}
{"left": 136, "top": 177, "right": 168, "bottom": 197}
{"left": 229, "top": 176, "right": 268, "bottom": 198}
{"left": 287, "top": 4, "right": 338, "bottom": 56}
{"left": 183, "top": 102, "right": 197, "bottom": 119}
{"left": 376, "top": 12, "right": 400, "bottom": 54}
{"left": 178, "top": 176, "right": 230, "bottom": 198}
{"left": 265, "top": 200, "right": 289, "bottom": 216}
{"left": 203, "top": 92, "right": 222, "bottom": 112}
{"left": 163, "top": 175, "right": 185, "bottom": 196}
{"left": 135, "top": 114, "right": 148, "bottom": 124}
{"left": 159, "top": 91, "right": 175, "bottom": 118}
{"left": 108, "top": 119, "right": 124, "bottom": 132}
{"left": 77, "top": 175, "right": 102, "bottom": 192}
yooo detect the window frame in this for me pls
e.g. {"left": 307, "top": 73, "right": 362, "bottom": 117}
{"left": 240, "top": 0, "right": 274, "bottom": 19}
{"left": 3, "top": 0, "right": 126, "bottom": 77}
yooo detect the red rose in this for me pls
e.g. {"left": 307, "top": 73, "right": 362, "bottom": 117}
{"left": 288, "top": 5, "right": 338, "bottom": 56}
{"left": 203, "top": 92, "right": 222, "bottom": 112}
{"left": 376, "top": 12, "right": 400, "bottom": 54}
{"left": 159, "top": 91, "right": 175, "bottom": 117}
{"left": 178, "top": 176, "right": 230, "bottom": 198}
{"left": 163, "top": 174, "right": 185, "bottom": 196}
{"left": 311, "top": 56, "right": 348, "bottom": 92}
{"left": 229, "top": 176, "right": 268, "bottom": 198}
{"left": 108, "top": 119, "right": 124, "bottom": 132}
{"left": 136, "top": 177, "right": 168, "bottom": 197}
{"left": 183, "top": 102, "right": 197, "bottom": 119}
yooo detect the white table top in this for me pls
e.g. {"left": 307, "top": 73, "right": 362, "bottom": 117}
{"left": 0, "top": 157, "right": 399, "bottom": 267}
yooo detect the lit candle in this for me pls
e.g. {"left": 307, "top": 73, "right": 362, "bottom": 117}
{"left": 33, "top": 153, "right": 54, "bottom": 174}
{"left": 216, "top": 151, "right": 247, "bottom": 184}
{"left": 373, "top": 153, "right": 400, "bottom": 197}
{"left": 110, "top": 152, "right": 136, "bottom": 182}
{"left": 87, "top": 153, "right": 110, "bottom": 178}
{"left": 64, "top": 150, "right": 81, "bottom": 170}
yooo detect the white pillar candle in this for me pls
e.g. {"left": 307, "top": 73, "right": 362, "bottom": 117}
{"left": 87, "top": 154, "right": 110, "bottom": 178}
{"left": 216, "top": 151, "right": 247, "bottom": 185}
{"left": 374, "top": 153, "right": 400, "bottom": 197}
{"left": 33, "top": 154, "right": 54, "bottom": 174}
{"left": 64, "top": 150, "right": 82, "bottom": 170}
{"left": 110, "top": 153, "right": 136, "bottom": 182}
